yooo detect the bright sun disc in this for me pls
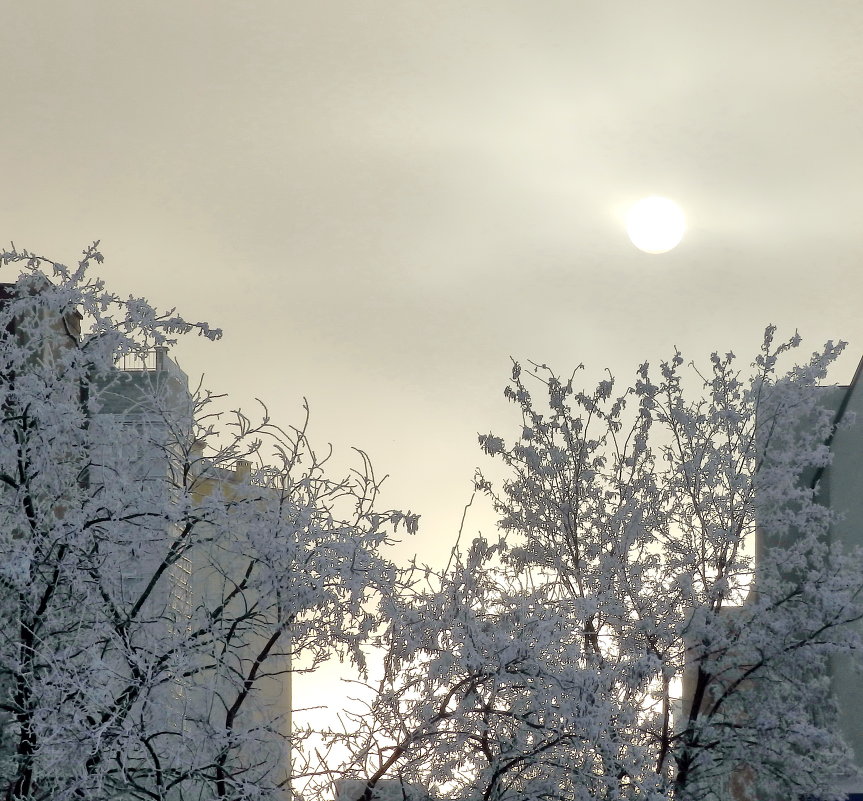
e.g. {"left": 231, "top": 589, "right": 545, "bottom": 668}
{"left": 626, "top": 196, "right": 686, "bottom": 254}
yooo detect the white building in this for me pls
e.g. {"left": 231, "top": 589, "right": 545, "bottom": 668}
{"left": 0, "top": 281, "right": 292, "bottom": 799}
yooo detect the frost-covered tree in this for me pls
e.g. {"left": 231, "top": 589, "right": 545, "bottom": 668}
{"left": 0, "top": 244, "right": 415, "bottom": 801}
{"left": 335, "top": 331, "right": 863, "bottom": 801}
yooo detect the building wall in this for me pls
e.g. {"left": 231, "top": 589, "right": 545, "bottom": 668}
{"left": 94, "top": 352, "right": 293, "bottom": 797}
{"left": 187, "top": 454, "right": 294, "bottom": 794}
{"left": 813, "top": 378, "right": 863, "bottom": 787}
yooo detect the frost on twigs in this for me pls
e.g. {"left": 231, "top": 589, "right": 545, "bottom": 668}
{"left": 0, "top": 247, "right": 410, "bottom": 800}
{"left": 334, "top": 328, "right": 863, "bottom": 801}
{"left": 1, "top": 242, "right": 222, "bottom": 356}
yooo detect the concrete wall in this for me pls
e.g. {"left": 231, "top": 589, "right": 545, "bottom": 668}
{"left": 816, "top": 379, "right": 863, "bottom": 780}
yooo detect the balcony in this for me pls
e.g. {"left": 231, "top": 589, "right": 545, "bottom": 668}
{"left": 116, "top": 346, "right": 187, "bottom": 383}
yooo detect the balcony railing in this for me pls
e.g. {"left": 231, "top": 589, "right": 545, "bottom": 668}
{"left": 116, "top": 346, "right": 187, "bottom": 382}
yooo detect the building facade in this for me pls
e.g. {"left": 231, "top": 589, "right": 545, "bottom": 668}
{"left": 806, "top": 362, "right": 863, "bottom": 800}
{"left": 0, "top": 280, "right": 292, "bottom": 799}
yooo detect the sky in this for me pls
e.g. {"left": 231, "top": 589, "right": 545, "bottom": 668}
{"left": 4, "top": 1, "right": 863, "bottom": 567}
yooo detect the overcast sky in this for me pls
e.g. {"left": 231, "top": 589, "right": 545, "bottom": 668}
{"left": 4, "top": 1, "right": 863, "bottom": 566}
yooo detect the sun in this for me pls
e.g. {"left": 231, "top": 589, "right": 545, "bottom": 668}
{"left": 626, "top": 196, "right": 686, "bottom": 254}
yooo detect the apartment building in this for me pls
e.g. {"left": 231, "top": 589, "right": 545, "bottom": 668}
{"left": 0, "top": 280, "right": 292, "bottom": 799}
